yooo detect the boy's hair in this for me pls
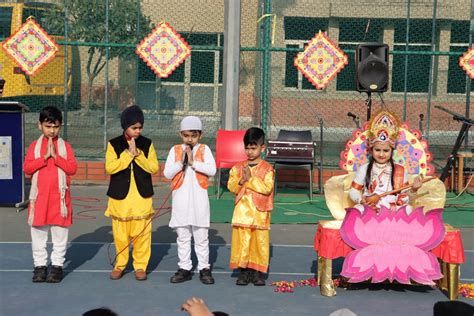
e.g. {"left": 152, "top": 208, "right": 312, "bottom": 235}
{"left": 83, "top": 307, "right": 118, "bottom": 316}
{"left": 39, "top": 106, "right": 63, "bottom": 124}
{"left": 180, "top": 129, "right": 202, "bottom": 134}
{"left": 244, "top": 127, "right": 265, "bottom": 146}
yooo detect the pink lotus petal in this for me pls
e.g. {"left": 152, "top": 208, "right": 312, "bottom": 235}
{"left": 340, "top": 206, "right": 445, "bottom": 285}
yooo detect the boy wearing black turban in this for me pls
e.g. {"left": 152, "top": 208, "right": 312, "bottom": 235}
{"left": 105, "top": 105, "right": 159, "bottom": 281}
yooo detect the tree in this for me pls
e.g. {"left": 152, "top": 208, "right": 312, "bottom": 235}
{"left": 46, "top": 0, "right": 154, "bottom": 112}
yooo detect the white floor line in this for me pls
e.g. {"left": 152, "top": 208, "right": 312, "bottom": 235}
{"left": 1, "top": 269, "right": 473, "bottom": 280}
{"left": 1, "top": 270, "right": 473, "bottom": 282}
{"left": 0, "top": 269, "right": 314, "bottom": 276}
{"left": 1, "top": 241, "right": 472, "bottom": 251}
{"left": 0, "top": 241, "right": 315, "bottom": 247}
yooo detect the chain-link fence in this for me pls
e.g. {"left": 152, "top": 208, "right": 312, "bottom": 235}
{"left": 1, "top": 0, "right": 472, "bottom": 173}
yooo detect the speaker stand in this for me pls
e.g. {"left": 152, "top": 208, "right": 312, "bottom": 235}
{"left": 435, "top": 106, "right": 473, "bottom": 182}
{"left": 365, "top": 91, "right": 372, "bottom": 120}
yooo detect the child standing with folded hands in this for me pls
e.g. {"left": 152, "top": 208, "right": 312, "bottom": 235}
{"left": 105, "top": 105, "right": 159, "bottom": 281}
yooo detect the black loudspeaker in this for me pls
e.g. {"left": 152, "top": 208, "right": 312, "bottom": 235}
{"left": 356, "top": 43, "right": 389, "bottom": 92}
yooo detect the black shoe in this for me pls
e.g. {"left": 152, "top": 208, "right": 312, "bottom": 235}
{"left": 32, "top": 266, "right": 47, "bottom": 283}
{"left": 199, "top": 268, "right": 215, "bottom": 285}
{"left": 46, "top": 265, "right": 63, "bottom": 283}
{"left": 251, "top": 270, "right": 266, "bottom": 286}
{"left": 236, "top": 268, "right": 250, "bottom": 286}
{"left": 170, "top": 269, "right": 192, "bottom": 283}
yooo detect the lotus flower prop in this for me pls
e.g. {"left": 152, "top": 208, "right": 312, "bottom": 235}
{"left": 340, "top": 206, "right": 445, "bottom": 285}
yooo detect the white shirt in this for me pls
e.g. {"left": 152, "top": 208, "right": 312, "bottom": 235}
{"left": 349, "top": 162, "right": 404, "bottom": 209}
{"left": 163, "top": 143, "right": 216, "bottom": 228}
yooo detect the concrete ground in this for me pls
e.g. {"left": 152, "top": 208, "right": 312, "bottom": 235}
{"left": 0, "top": 184, "right": 472, "bottom": 316}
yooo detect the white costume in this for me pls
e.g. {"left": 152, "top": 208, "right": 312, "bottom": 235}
{"left": 349, "top": 162, "right": 414, "bottom": 214}
{"left": 164, "top": 116, "right": 216, "bottom": 271}
{"left": 164, "top": 143, "right": 216, "bottom": 228}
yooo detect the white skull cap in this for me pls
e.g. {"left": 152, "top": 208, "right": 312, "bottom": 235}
{"left": 180, "top": 116, "right": 202, "bottom": 131}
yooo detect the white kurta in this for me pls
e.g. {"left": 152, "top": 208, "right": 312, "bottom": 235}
{"left": 164, "top": 143, "right": 216, "bottom": 228}
{"left": 349, "top": 162, "right": 413, "bottom": 213}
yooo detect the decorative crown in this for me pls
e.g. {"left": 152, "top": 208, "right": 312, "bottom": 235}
{"left": 367, "top": 110, "right": 401, "bottom": 148}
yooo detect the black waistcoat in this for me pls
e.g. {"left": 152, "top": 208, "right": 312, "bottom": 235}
{"left": 106, "top": 135, "right": 154, "bottom": 200}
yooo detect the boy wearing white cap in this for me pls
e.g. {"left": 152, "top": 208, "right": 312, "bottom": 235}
{"left": 164, "top": 116, "right": 217, "bottom": 284}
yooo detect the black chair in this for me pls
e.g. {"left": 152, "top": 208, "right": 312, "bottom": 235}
{"left": 270, "top": 129, "right": 315, "bottom": 200}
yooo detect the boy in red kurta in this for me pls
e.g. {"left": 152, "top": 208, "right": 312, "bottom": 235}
{"left": 24, "top": 106, "right": 77, "bottom": 283}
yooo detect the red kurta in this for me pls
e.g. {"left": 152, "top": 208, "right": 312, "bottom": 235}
{"left": 23, "top": 137, "right": 77, "bottom": 227}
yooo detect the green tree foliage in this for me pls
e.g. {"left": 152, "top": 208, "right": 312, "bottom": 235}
{"left": 45, "top": 0, "right": 154, "bottom": 112}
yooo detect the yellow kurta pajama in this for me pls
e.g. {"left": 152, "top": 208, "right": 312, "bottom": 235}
{"left": 228, "top": 160, "right": 274, "bottom": 273}
{"left": 105, "top": 142, "right": 159, "bottom": 271}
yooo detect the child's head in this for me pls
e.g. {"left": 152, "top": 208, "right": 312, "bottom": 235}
{"left": 120, "top": 105, "right": 144, "bottom": 139}
{"left": 367, "top": 110, "right": 400, "bottom": 164}
{"left": 243, "top": 127, "right": 265, "bottom": 162}
{"left": 179, "top": 116, "right": 203, "bottom": 147}
{"left": 38, "top": 106, "right": 62, "bottom": 138}
{"left": 370, "top": 141, "right": 393, "bottom": 164}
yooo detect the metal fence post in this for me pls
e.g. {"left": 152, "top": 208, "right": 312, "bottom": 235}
{"left": 104, "top": 0, "right": 110, "bottom": 150}
{"left": 465, "top": 0, "right": 473, "bottom": 147}
{"left": 425, "top": 0, "right": 438, "bottom": 140}
{"left": 402, "top": 0, "right": 411, "bottom": 121}
{"left": 63, "top": 0, "right": 69, "bottom": 140}
{"left": 222, "top": 0, "right": 241, "bottom": 130}
{"left": 260, "top": 0, "right": 272, "bottom": 133}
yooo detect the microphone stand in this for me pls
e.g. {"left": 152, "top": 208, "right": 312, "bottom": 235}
{"left": 435, "top": 106, "right": 473, "bottom": 182}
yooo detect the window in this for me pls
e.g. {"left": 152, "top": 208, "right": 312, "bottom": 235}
{"left": 0, "top": 7, "right": 13, "bottom": 39}
{"left": 284, "top": 17, "right": 328, "bottom": 90}
{"left": 447, "top": 20, "right": 473, "bottom": 94}
{"left": 337, "top": 18, "right": 383, "bottom": 91}
{"left": 392, "top": 19, "right": 438, "bottom": 93}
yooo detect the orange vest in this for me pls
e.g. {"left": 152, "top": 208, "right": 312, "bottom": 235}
{"left": 171, "top": 144, "right": 209, "bottom": 190}
{"left": 393, "top": 164, "right": 407, "bottom": 190}
{"left": 234, "top": 160, "right": 274, "bottom": 212}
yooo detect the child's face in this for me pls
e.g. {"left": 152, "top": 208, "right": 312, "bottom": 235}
{"left": 180, "top": 130, "right": 202, "bottom": 147}
{"left": 125, "top": 122, "right": 143, "bottom": 139}
{"left": 245, "top": 143, "right": 265, "bottom": 162}
{"left": 371, "top": 142, "right": 393, "bottom": 164}
{"left": 38, "top": 120, "right": 61, "bottom": 139}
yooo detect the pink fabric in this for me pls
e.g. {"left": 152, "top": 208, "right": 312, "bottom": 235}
{"left": 339, "top": 206, "right": 445, "bottom": 285}
{"left": 24, "top": 137, "right": 77, "bottom": 227}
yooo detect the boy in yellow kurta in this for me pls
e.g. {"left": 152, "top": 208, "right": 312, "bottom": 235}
{"left": 105, "top": 105, "right": 159, "bottom": 281}
{"left": 228, "top": 127, "right": 274, "bottom": 286}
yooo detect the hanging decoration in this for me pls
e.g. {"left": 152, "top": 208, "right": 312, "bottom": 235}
{"left": 459, "top": 45, "right": 474, "bottom": 79}
{"left": 136, "top": 22, "right": 191, "bottom": 78}
{"left": 1, "top": 17, "right": 59, "bottom": 76}
{"left": 294, "top": 30, "right": 348, "bottom": 90}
